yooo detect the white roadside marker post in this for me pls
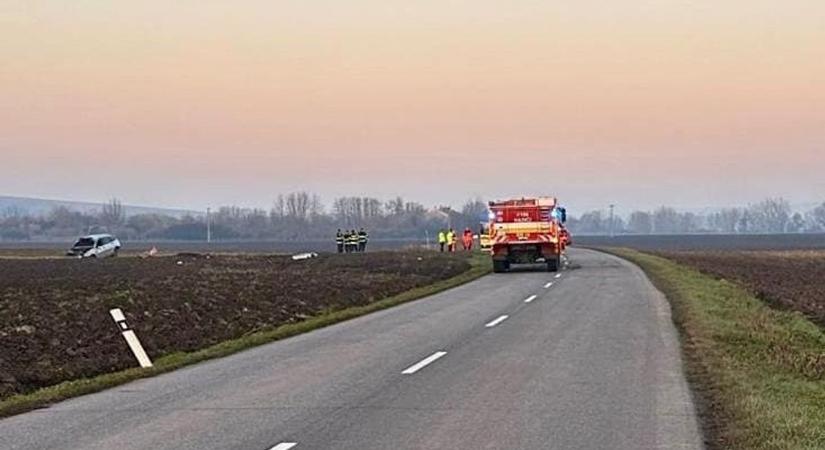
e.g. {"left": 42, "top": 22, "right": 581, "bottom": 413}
{"left": 109, "top": 308, "right": 153, "bottom": 368}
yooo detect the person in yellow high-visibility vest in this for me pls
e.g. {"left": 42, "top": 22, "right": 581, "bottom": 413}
{"left": 446, "top": 228, "right": 456, "bottom": 252}
{"left": 437, "top": 229, "right": 447, "bottom": 252}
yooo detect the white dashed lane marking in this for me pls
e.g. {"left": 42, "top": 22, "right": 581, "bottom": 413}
{"left": 402, "top": 351, "right": 448, "bottom": 375}
{"left": 485, "top": 315, "right": 510, "bottom": 328}
{"left": 269, "top": 443, "right": 297, "bottom": 450}
{"left": 524, "top": 295, "right": 537, "bottom": 303}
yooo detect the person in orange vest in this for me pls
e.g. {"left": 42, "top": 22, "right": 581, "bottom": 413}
{"left": 462, "top": 227, "right": 473, "bottom": 251}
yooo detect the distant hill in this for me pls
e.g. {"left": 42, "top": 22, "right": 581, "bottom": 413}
{"left": 0, "top": 196, "right": 198, "bottom": 218}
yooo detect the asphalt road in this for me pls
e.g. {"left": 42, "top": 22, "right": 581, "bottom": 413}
{"left": 0, "top": 248, "right": 703, "bottom": 450}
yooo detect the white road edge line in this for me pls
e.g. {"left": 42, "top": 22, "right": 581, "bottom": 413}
{"left": 485, "top": 315, "right": 510, "bottom": 327}
{"left": 524, "top": 295, "right": 538, "bottom": 303}
{"left": 402, "top": 351, "right": 448, "bottom": 375}
{"left": 269, "top": 443, "right": 297, "bottom": 450}
{"left": 543, "top": 281, "right": 553, "bottom": 289}
{"left": 555, "top": 273, "right": 562, "bottom": 278}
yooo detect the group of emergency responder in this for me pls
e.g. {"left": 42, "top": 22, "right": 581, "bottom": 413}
{"left": 335, "top": 228, "right": 369, "bottom": 253}
{"left": 335, "top": 226, "right": 481, "bottom": 254}
{"left": 437, "top": 228, "right": 475, "bottom": 252}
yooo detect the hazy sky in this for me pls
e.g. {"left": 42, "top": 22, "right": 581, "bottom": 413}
{"left": 2, "top": 1, "right": 823, "bottom": 213}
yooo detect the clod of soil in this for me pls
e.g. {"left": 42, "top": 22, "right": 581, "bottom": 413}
{"left": 0, "top": 251, "right": 470, "bottom": 400}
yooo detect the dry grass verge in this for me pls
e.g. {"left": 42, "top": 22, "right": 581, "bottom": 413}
{"left": 653, "top": 250, "right": 825, "bottom": 328}
{"left": 610, "top": 248, "right": 825, "bottom": 450}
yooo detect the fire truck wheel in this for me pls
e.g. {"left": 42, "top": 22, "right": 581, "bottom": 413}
{"left": 493, "top": 260, "right": 508, "bottom": 273}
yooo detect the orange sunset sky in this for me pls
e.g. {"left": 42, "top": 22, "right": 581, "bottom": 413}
{"left": 1, "top": 1, "right": 823, "bottom": 212}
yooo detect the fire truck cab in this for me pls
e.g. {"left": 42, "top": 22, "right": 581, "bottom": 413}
{"left": 487, "top": 197, "right": 567, "bottom": 273}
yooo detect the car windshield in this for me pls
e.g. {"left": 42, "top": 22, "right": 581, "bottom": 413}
{"left": 74, "top": 238, "right": 95, "bottom": 247}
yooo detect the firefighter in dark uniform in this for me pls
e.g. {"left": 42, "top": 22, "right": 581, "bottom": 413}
{"left": 335, "top": 229, "right": 345, "bottom": 253}
{"left": 344, "top": 230, "right": 352, "bottom": 253}
{"left": 348, "top": 229, "right": 359, "bottom": 253}
{"left": 358, "top": 228, "right": 368, "bottom": 252}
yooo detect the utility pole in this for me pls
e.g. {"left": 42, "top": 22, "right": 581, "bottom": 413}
{"left": 206, "top": 207, "right": 211, "bottom": 243}
{"left": 609, "top": 204, "right": 615, "bottom": 238}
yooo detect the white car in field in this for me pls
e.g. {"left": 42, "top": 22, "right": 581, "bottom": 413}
{"left": 67, "top": 234, "right": 121, "bottom": 258}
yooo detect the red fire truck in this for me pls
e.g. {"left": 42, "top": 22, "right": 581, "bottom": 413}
{"left": 487, "top": 197, "right": 567, "bottom": 273}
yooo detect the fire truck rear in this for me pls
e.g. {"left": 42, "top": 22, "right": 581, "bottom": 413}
{"left": 488, "top": 197, "right": 566, "bottom": 273}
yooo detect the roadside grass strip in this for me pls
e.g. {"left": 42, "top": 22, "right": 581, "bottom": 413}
{"left": 0, "top": 254, "right": 491, "bottom": 418}
{"left": 611, "top": 248, "right": 825, "bottom": 450}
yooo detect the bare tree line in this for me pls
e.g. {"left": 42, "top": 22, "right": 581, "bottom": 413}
{"left": 572, "top": 198, "right": 825, "bottom": 235}
{"left": 0, "top": 194, "right": 488, "bottom": 241}
{"left": 2, "top": 194, "right": 825, "bottom": 241}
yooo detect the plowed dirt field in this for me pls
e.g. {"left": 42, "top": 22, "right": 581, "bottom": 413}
{"left": 0, "top": 251, "right": 470, "bottom": 399}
